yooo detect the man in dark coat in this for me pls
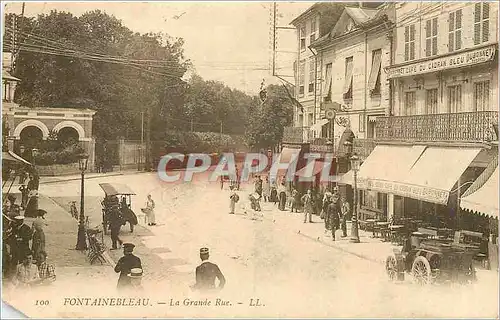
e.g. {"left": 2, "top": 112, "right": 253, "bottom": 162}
{"left": 192, "top": 247, "right": 226, "bottom": 292}
{"left": 9, "top": 216, "right": 33, "bottom": 267}
{"left": 109, "top": 208, "right": 124, "bottom": 250}
{"left": 328, "top": 196, "right": 341, "bottom": 241}
{"left": 114, "top": 243, "right": 142, "bottom": 289}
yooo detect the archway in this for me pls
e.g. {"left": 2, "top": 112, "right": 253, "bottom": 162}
{"left": 52, "top": 121, "right": 85, "bottom": 141}
{"left": 13, "top": 119, "right": 50, "bottom": 140}
{"left": 57, "top": 127, "right": 79, "bottom": 146}
{"left": 19, "top": 126, "right": 43, "bottom": 149}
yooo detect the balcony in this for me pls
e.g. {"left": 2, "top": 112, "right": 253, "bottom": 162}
{"left": 353, "top": 139, "right": 376, "bottom": 159}
{"left": 282, "top": 126, "right": 312, "bottom": 144}
{"left": 375, "top": 111, "right": 498, "bottom": 144}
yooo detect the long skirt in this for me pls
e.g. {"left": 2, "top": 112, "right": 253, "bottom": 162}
{"left": 278, "top": 192, "right": 286, "bottom": 211}
{"left": 270, "top": 189, "right": 278, "bottom": 203}
{"left": 229, "top": 200, "right": 236, "bottom": 214}
{"left": 146, "top": 209, "right": 156, "bottom": 224}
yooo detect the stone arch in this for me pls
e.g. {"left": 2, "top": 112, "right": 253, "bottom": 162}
{"left": 53, "top": 121, "right": 86, "bottom": 141}
{"left": 13, "top": 119, "right": 50, "bottom": 139}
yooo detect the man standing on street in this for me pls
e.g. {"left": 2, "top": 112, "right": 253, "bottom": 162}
{"left": 328, "top": 195, "right": 341, "bottom": 241}
{"left": 340, "top": 195, "right": 350, "bottom": 238}
{"left": 109, "top": 208, "right": 124, "bottom": 250}
{"left": 192, "top": 247, "right": 225, "bottom": 292}
{"left": 114, "top": 243, "right": 142, "bottom": 289}
{"left": 301, "top": 189, "right": 314, "bottom": 223}
{"left": 229, "top": 185, "right": 239, "bottom": 214}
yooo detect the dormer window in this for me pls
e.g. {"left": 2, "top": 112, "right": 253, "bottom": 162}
{"left": 310, "top": 19, "right": 317, "bottom": 43}
{"left": 345, "top": 19, "right": 355, "bottom": 33}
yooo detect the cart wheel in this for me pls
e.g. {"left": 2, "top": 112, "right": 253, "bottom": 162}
{"left": 386, "top": 255, "right": 398, "bottom": 281}
{"left": 412, "top": 256, "right": 432, "bottom": 285}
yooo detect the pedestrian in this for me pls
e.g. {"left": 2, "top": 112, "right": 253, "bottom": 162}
{"left": 229, "top": 186, "right": 239, "bottom": 214}
{"left": 109, "top": 209, "right": 124, "bottom": 250}
{"left": 301, "top": 189, "right": 314, "bottom": 223}
{"left": 121, "top": 197, "right": 138, "bottom": 232}
{"left": 114, "top": 243, "right": 142, "bottom": 290}
{"left": 8, "top": 216, "right": 33, "bottom": 268}
{"left": 36, "top": 251, "right": 56, "bottom": 285}
{"left": 262, "top": 176, "right": 270, "bottom": 202}
{"left": 31, "top": 219, "right": 46, "bottom": 264}
{"left": 12, "top": 253, "right": 40, "bottom": 288}
{"left": 192, "top": 247, "right": 225, "bottom": 292}
{"left": 321, "top": 189, "right": 332, "bottom": 220}
{"left": 25, "top": 173, "right": 39, "bottom": 218}
{"left": 278, "top": 182, "right": 287, "bottom": 211}
{"left": 18, "top": 185, "right": 28, "bottom": 210}
{"left": 291, "top": 188, "right": 300, "bottom": 213}
{"left": 255, "top": 175, "right": 263, "bottom": 197}
{"left": 142, "top": 194, "right": 156, "bottom": 226}
{"left": 328, "top": 195, "right": 341, "bottom": 241}
{"left": 340, "top": 195, "right": 350, "bottom": 238}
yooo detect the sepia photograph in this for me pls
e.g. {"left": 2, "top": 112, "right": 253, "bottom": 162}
{"left": 1, "top": 1, "right": 499, "bottom": 318}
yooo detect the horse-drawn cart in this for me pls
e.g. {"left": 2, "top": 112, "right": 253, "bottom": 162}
{"left": 386, "top": 235, "right": 479, "bottom": 285}
{"left": 99, "top": 183, "right": 138, "bottom": 235}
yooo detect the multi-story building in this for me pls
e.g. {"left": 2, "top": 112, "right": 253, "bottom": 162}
{"left": 344, "top": 2, "right": 498, "bottom": 231}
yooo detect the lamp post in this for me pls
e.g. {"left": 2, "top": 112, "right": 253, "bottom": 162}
{"left": 326, "top": 140, "right": 333, "bottom": 190}
{"left": 75, "top": 153, "right": 89, "bottom": 250}
{"left": 350, "top": 154, "right": 361, "bottom": 243}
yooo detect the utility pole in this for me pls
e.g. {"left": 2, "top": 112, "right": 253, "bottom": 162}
{"left": 145, "top": 107, "right": 151, "bottom": 171}
{"left": 140, "top": 111, "right": 144, "bottom": 171}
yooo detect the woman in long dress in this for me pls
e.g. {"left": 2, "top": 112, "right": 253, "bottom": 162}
{"left": 31, "top": 219, "right": 45, "bottom": 264}
{"left": 144, "top": 194, "right": 156, "bottom": 226}
{"left": 278, "top": 183, "right": 287, "bottom": 211}
{"left": 262, "top": 176, "right": 270, "bottom": 202}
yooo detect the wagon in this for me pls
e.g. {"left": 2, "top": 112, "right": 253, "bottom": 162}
{"left": 99, "top": 183, "right": 138, "bottom": 235}
{"left": 385, "top": 236, "right": 479, "bottom": 285}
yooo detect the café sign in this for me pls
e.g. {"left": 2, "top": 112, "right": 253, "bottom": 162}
{"left": 358, "top": 178, "right": 450, "bottom": 205}
{"left": 387, "top": 44, "right": 496, "bottom": 79}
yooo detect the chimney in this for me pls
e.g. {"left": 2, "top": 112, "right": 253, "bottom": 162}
{"left": 358, "top": 2, "right": 363, "bottom": 8}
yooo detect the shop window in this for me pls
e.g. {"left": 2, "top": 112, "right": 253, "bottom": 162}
{"left": 474, "top": 81, "right": 490, "bottom": 111}
{"left": 298, "top": 60, "right": 305, "bottom": 96}
{"left": 404, "top": 91, "right": 416, "bottom": 116}
{"left": 300, "top": 25, "right": 306, "bottom": 51}
{"left": 448, "top": 9, "right": 462, "bottom": 52}
{"left": 404, "top": 24, "right": 416, "bottom": 61}
{"left": 448, "top": 85, "right": 462, "bottom": 113}
{"left": 474, "top": 2, "right": 489, "bottom": 45}
{"left": 343, "top": 56, "right": 353, "bottom": 100}
{"left": 308, "top": 59, "right": 315, "bottom": 93}
{"left": 425, "top": 88, "right": 438, "bottom": 114}
{"left": 425, "top": 18, "right": 438, "bottom": 57}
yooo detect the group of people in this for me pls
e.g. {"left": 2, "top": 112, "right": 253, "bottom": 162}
{"left": 2, "top": 207, "right": 55, "bottom": 288}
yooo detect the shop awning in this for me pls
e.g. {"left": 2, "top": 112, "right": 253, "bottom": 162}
{"left": 461, "top": 166, "right": 499, "bottom": 218}
{"left": 402, "top": 147, "right": 481, "bottom": 205}
{"left": 2, "top": 151, "right": 31, "bottom": 165}
{"left": 309, "top": 119, "right": 329, "bottom": 133}
{"left": 295, "top": 160, "right": 330, "bottom": 178}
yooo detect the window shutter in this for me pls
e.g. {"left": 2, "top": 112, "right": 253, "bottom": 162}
{"left": 404, "top": 26, "right": 409, "bottom": 42}
{"left": 483, "top": 3, "right": 490, "bottom": 19}
{"left": 404, "top": 43, "right": 409, "bottom": 61}
{"left": 456, "top": 10, "right": 462, "bottom": 29}
{"left": 448, "top": 32, "right": 454, "bottom": 52}
{"left": 456, "top": 29, "right": 462, "bottom": 50}
{"left": 483, "top": 3, "right": 490, "bottom": 43}
{"left": 449, "top": 12, "right": 455, "bottom": 31}
{"left": 474, "top": 3, "right": 481, "bottom": 22}
{"left": 474, "top": 21, "right": 481, "bottom": 45}
{"left": 426, "top": 20, "right": 431, "bottom": 38}
{"left": 410, "top": 24, "right": 416, "bottom": 41}
{"left": 426, "top": 38, "right": 431, "bottom": 57}
{"left": 432, "top": 18, "right": 438, "bottom": 36}
{"left": 410, "top": 42, "right": 415, "bottom": 60}
{"left": 432, "top": 37, "right": 437, "bottom": 56}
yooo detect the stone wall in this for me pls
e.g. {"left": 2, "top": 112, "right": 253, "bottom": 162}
{"left": 36, "top": 163, "right": 80, "bottom": 176}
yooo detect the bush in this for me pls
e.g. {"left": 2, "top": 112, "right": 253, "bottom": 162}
{"left": 34, "top": 143, "right": 85, "bottom": 166}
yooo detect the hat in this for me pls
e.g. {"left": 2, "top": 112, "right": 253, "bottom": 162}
{"left": 14, "top": 215, "right": 24, "bottom": 221}
{"left": 123, "top": 243, "right": 135, "bottom": 251}
{"left": 200, "top": 247, "right": 209, "bottom": 255}
{"left": 128, "top": 268, "right": 143, "bottom": 278}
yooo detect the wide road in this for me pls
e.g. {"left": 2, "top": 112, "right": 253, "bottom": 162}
{"left": 37, "top": 171, "right": 498, "bottom": 318}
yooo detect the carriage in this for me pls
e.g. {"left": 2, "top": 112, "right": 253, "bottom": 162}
{"left": 99, "top": 183, "right": 138, "bottom": 235}
{"left": 385, "top": 232, "right": 479, "bottom": 285}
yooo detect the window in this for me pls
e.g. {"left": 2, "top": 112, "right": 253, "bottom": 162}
{"left": 404, "top": 24, "right": 416, "bottom": 61}
{"left": 368, "top": 49, "right": 382, "bottom": 95}
{"left": 425, "top": 18, "right": 438, "bottom": 57}
{"left": 425, "top": 88, "right": 438, "bottom": 114}
{"left": 447, "top": 85, "right": 462, "bottom": 113}
{"left": 448, "top": 9, "right": 462, "bottom": 52}
{"left": 308, "top": 113, "right": 314, "bottom": 126}
{"left": 298, "top": 114, "right": 304, "bottom": 127}
{"left": 343, "top": 56, "right": 353, "bottom": 100}
{"left": 474, "top": 3, "right": 490, "bottom": 45}
{"left": 310, "top": 19, "right": 317, "bottom": 43}
{"left": 404, "top": 91, "right": 416, "bottom": 116}
{"left": 474, "top": 81, "right": 490, "bottom": 111}
{"left": 300, "top": 25, "right": 306, "bottom": 51}
{"left": 308, "top": 59, "right": 315, "bottom": 93}
{"left": 324, "top": 63, "right": 333, "bottom": 102}
{"left": 298, "top": 60, "right": 305, "bottom": 95}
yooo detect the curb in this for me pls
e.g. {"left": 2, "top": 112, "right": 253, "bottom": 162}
{"left": 39, "top": 171, "right": 146, "bottom": 185}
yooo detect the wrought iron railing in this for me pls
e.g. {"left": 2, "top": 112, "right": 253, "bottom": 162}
{"left": 375, "top": 111, "right": 498, "bottom": 143}
{"left": 353, "top": 139, "right": 376, "bottom": 159}
{"left": 282, "top": 126, "right": 312, "bottom": 144}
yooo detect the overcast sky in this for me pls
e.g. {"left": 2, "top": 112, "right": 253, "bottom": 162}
{"left": 4, "top": 1, "right": 313, "bottom": 95}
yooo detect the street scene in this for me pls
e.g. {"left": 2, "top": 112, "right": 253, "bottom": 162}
{"left": 2, "top": 1, "right": 499, "bottom": 319}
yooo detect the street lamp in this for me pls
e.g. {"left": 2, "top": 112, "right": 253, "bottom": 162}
{"left": 350, "top": 154, "right": 361, "bottom": 243}
{"left": 75, "top": 153, "right": 89, "bottom": 250}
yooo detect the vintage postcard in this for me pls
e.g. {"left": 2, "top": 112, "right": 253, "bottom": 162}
{"left": 1, "top": 1, "right": 499, "bottom": 318}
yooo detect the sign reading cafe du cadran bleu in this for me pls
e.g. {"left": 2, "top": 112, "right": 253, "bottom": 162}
{"left": 386, "top": 44, "right": 497, "bottom": 79}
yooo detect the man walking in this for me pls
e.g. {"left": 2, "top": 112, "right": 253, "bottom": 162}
{"left": 192, "top": 247, "right": 226, "bottom": 292}
{"left": 229, "top": 186, "right": 239, "bottom": 214}
{"left": 109, "top": 209, "right": 124, "bottom": 250}
{"left": 340, "top": 195, "right": 350, "bottom": 238}
{"left": 114, "top": 243, "right": 142, "bottom": 289}
{"left": 328, "top": 195, "right": 341, "bottom": 241}
{"left": 301, "top": 189, "right": 314, "bottom": 223}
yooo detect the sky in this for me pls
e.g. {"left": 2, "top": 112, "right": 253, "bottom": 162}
{"left": 4, "top": 1, "right": 313, "bottom": 95}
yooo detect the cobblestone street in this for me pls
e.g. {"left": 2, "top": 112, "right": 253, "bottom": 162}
{"left": 2, "top": 171, "right": 496, "bottom": 318}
